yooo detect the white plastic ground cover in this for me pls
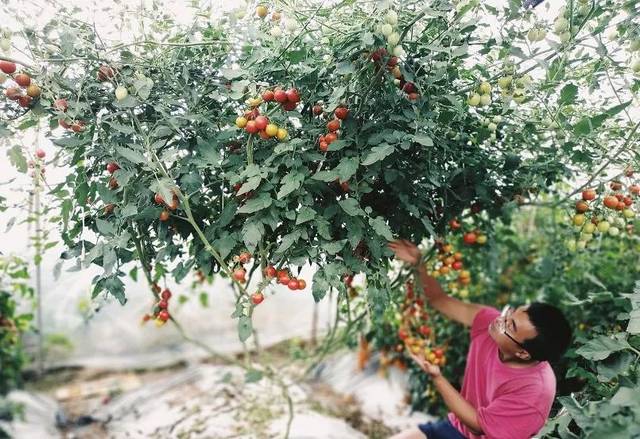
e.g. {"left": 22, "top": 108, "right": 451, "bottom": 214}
{"left": 95, "top": 364, "right": 367, "bottom": 438}
{"left": 0, "top": 391, "right": 61, "bottom": 439}
{"left": 313, "top": 351, "right": 436, "bottom": 431}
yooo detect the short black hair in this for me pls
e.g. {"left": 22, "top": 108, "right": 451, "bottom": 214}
{"left": 521, "top": 302, "right": 572, "bottom": 362}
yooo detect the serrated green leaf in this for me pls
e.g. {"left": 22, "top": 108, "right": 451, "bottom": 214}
{"left": 362, "top": 144, "right": 394, "bottom": 166}
{"left": 338, "top": 198, "right": 365, "bottom": 216}
{"left": 238, "top": 316, "right": 252, "bottom": 342}
{"left": 296, "top": 207, "right": 316, "bottom": 225}
{"left": 277, "top": 172, "right": 304, "bottom": 199}
{"left": 7, "top": 145, "right": 27, "bottom": 173}
{"left": 369, "top": 216, "right": 394, "bottom": 240}
{"left": 116, "top": 146, "right": 146, "bottom": 164}
{"left": 95, "top": 219, "right": 116, "bottom": 236}
{"left": 242, "top": 221, "right": 264, "bottom": 253}
{"left": 238, "top": 193, "right": 272, "bottom": 214}
{"left": 413, "top": 134, "right": 433, "bottom": 147}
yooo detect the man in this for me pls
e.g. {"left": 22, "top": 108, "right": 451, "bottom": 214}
{"left": 387, "top": 240, "right": 572, "bottom": 439}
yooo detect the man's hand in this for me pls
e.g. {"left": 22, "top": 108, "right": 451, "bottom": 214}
{"left": 388, "top": 239, "right": 421, "bottom": 266}
{"left": 407, "top": 349, "right": 442, "bottom": 378}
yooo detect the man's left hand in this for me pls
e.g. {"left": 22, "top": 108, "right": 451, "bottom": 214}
{"left": 407, "top": 349, "right": 442, "bottom": 378}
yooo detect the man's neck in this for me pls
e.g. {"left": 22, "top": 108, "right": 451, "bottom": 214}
{"left": 498, "top": 348, "right": 540, "bottom": 368}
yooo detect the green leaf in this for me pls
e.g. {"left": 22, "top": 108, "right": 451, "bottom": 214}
{"left": 104, "top": 275, "right": 126, "bottom": 305}
{"left": 275, "top": 230, "right": 302, "bottom": 255}
{"left": 296, "top": 207, "right": 316, "bottom": 225}
{"left": 116, "top": 146, "right": 146, "bottom": 164}
{"left": 221, "top": 68, "right": 245, "bottom": 79}
{"left": 559, "top": 83, "right": 578, "bottom": 106}
{"left": 95, "top": 219, "right": 116, "bottom": 236}
{"left": 369, "top": 216, "right": 394, "bottom": 240}
{"left": 322, "top": 239, "right": 347, "bottom": 255}
{"left": 238, "top": 316, "right": 252, "bottom": 342}
{"left": 242, "top": 221, "right": 264, "bottom": 253}
{"left": 361, "top": 144, "right": 394, "bottom": 166}
{"left": 338, "top": 198, "right": 365, "bottom": 216}
{"left": 277, "top": 172, "right": 305, "bottom": 199}
{"left": 245, "top": 369, "right": 263, "bottom": 383}
{"left": 335, "top": 157, "right": 359, "bottom": 181}
{"left": 238, "top": 176, "right": 261, "bottom": 196}
{"left": 597, "top": 352, "right": 634, "bottom": 382}
{"left": 120, "top": 204, "right": 138, "bottom": 218}
{"left": 213, "top": 234, "right": 237, "bottom": 260}
{"left": 575, "top": 333, "right": 631, "bottom": 361}
{"left": 7, "top": 145, "right": 27, "bottom": 173}
{"left": 237, "top": 193, "right": 272, "bottom": 214}
{"left": 133, "top": 76, "right": 154, "bottom": 100}
{"left": 412, "top": 134, "right": 433, "bottom": 147}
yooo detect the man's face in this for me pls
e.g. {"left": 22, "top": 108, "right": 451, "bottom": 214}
{"left": 488, "top": 305, "right": 539, "bottom": 360}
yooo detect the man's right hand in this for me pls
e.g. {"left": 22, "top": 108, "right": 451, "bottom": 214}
{"left": 387, "top": 239, "right": 422, "bottom": 266}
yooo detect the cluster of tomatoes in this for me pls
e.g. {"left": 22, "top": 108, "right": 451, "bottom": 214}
{"left": 263, "top": 265, "right": 307, "bottom": 292}
{"left": 467, "top": 81, "right": 492, "bottom": 107}
{"left": 316, "top": 106, "right": 349, "bottom": 152}
{"left": 53, "top": 98, "right": 87, "bottom": 132}
{"left": 396, "top": 282, "right": 447, "bottom": 367}
{"left": 1, "top": 61, "right": 41, "bottom": 109}
{"left": 369, "top": 48, "right": 419, "bottom": 101}
{"left": 142, "top": 286, "right": 173, "bottom": 327}
{"left": 153, "top": 190, "right": 180, "bottom": 222}
{"left": 428, "top": 241, "right": 472, "bottom": 298}
{"left": 235, "top": 87, "right": 299, "bottom": 141}
{"left": 567, "top": 171, "right": 639, "bottom": 250}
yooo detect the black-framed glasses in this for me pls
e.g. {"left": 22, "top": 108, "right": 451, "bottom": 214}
{"left": 498, "top": 305, "right": 527, "bottom": 350}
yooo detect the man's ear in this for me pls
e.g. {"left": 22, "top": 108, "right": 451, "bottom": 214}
{"left": 515, "top": 349, "right": 531, "bottom": 361}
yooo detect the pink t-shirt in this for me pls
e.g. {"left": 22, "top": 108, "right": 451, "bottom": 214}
{"left": 447, "top": 307, "right": 556, "bottom": 439}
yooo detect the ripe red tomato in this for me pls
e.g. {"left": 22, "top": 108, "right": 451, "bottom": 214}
{"left": 54, "top": 98, "right": 68, "bottom": 111}
{"left": 319, "top": 142, "right": 329, "bottom": 152}
{"left": 259, "top": 130, "right": 270, "bottom": 140}
{"left": 233, "top": 268, "right": 246, "bottom": 281}
{"left": 71, "top": 121, "right": 85, "bottom": 132}
{"left": 239, "top": 252, "right": 252, "bottom": 264}
{"left": 582, "top": 189, "right": 596, "bottom": 201}
{"left": 35, "top": 148, "right": 46, "bottom": 159}
{"left": 106, "top": 162, "right": 120, "bottom": 174}
{"left": 603, "top": 195, "right": 619, "bottom": 209}
{"left": 262, "top": 90, "right": 274, "bottom": 101}
{"left": 575, "top": 200, "right": 589, "bottom": 213}
{"left": 325, "top": 132, "right": 338, "bottom": 144}
{"left": 449, "top": 219, "right": 461, "bottom": 230}
{"left": 343, "top": 274, "right": 354, "bottom": 286}
{"left": 18, "top": 95, "right": 32, "bottom": 108}
{"left": 340, "top": 181, "right": 350, "bottom": 192}
{"left": 370, "top": 48, "right": 387, "bottom": 62}
{"left": 59, "top": 119, "right": 72, "bottom": 129}
{"left": 14, "top": 73, "right": 31, "bottom": 87}
{"left": 97, "top": 64, "right": 115, "bottom": 81}
{"left": 0, "top": 60, "right": 17, "bottom": 74}
{"left": 630, "top": 185, "right": 640, "bottom": 196}
{"left": 334, "top": 107, "right": 349, "bottom": 120}
{"left": 282, "top": 101, "right": 297, "bottom": 111}
{"left": 297, "top": 279, "right": 306, "bottom": 290}
{"left": 254, "top": 115, "right": 269, "bottom": 130}
{"left": 398, "top": 328, "right": 408, "bottom": 341}
{"left": 159, "top": 210, "right": 170, "bottom": 221}
{"left": 161, "top": 289, "right": 172, "bottom": 300}
{"left": 402, "top": 82, "right": 417, "bottom": 93}
{"left": 386, "top": 56, "right": 399, "bottom": 68}
{"left": 623, "top": 196, "right": 633, "bottom": 206}
{"left": 251, "top": 292, "right": 264, "bottom": 305}
{"left": 274, "top": 89, "right": 288, "bottom": 103}
{"left": 285, "top": 88, "right": 300, "bottom": 103}
{"left": 419, "top": 325, "right": 431, "bottom": 336}
{"left": 277, "top": 269, "right": 288, "bottom": 278}
{"left": 288, "top": 279, "right": 299, "bottom": 290}
{"left": 4, "top": 87, "right": 21, "bottom": 100}
{"left": 463, "top": 232, "right": 477, "bottom": 245}
{"left": 245, "top": 120, "right": 259, "bottom": 134}
{"left": 434, "top": 348, "right": 444, "bottom": 358}
{"left": 313, "top": 104, "right": 323, "bottom": 115}
{"left": 158, "top": 310, "right": 170, "bottom": 322}
{"left": 158, "top": 300, "right": 168, "bottom": 309}
{"left": 154, "top": 193, "right": 164, "bottom": 204}
{"left": 452, "top": 261, "right": 463, "bottom": 270}
{"left": 279, "top": 275, "right": 290, "bottom": 285}
{"left": 327, "top": 119, "right": 340, "bottom": 132}
{"left": 265, "top": 266, "right": 277, "bottom": 278}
